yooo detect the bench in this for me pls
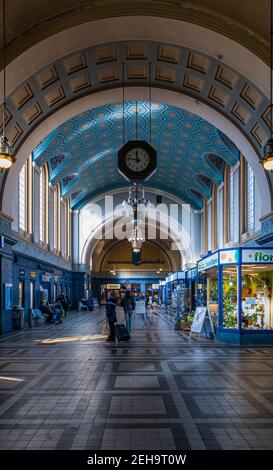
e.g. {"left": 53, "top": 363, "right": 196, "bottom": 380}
{"left": 32, "top": 309, "right": 45, "bottom": 326}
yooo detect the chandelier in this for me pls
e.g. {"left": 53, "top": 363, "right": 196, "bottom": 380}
{"left": 122, "top": 183, "right": 151, "bottom": 253}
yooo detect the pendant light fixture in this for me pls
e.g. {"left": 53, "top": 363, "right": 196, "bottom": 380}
{"left": 0, "top": 0, "right": 14, "bottom": 169}
{"left": 262, "top": 0, "right": 273, "bottom": 171}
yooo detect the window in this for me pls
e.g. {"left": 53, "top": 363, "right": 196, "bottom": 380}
{"left": 18, "top": 155, "right": 32, "bottom": 233}
{"left": 19, "top": 164, "right": 26, "bottom": 231}
{"left": 247, "top": 164, "right": 254, "bottom": 232}
{"left": 229, "top": 170, "right": 234, "bottom": 242}
{"left": 207, "top": 199, "right": 212, "bottom": 251}
{"left": 65, "top": 198, "right": 71, "bottom": 258}
{"left": 39, "top": 165, "right": 48, "bottom": 243}
{"left": 216, "top": 189, "right": 220, "bottom": 248}
{"left": 53, "top": 183, "right": 60, "bottom": 252}
{"left": 53, "top": 188, "right": 57, "bottom": 250}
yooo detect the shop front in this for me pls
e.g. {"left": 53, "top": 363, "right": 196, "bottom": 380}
{"left": 197, "top": 248, "right": 273, "bottom": 344}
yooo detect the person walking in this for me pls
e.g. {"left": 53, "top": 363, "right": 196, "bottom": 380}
{"left": 106, "top": 290, "right": 118, "bottom": 342}
{"left": 120, "top": 290, "right": 135, "bottom": 333}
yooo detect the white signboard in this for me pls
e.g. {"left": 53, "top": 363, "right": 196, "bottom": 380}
{"left": 242, "top": 250, "right": 273, "bottom": 264}
{"left": 197, "top": 253, "right": 218, "bottom": 272}
{"left": 135, "top": 300, "right": 146, "bottom": 314}
{"left": 219, "top": 249, "right": 238, "bottom": 264}
{"left": 190, "top": 307, "right": 207, "bottom": 333}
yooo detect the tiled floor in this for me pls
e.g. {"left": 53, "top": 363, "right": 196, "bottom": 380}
{"left": 0, "top": 308, "right": 273, "bottom": 450}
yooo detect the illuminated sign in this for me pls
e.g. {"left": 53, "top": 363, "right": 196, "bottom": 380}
{"left": 106, "top": 284, "right": 121, "bottom": 289}
{"left": 197, "top": 253, "right": 218, "bottom": 272}
{"left": 219, "top": 249, "right": 238, "bottom": 264}
{"left": 242, "top": 250, "right": 273, "bottom": 263}
{"left": 30, "top": 271, "right": 37, "bottom": 278}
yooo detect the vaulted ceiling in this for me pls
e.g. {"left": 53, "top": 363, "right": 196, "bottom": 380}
{"left": 33, "top": 100, "right": 239, "bottom": 209}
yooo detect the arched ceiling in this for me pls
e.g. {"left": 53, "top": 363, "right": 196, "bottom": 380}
{"left": 33, "top": 100, "right": 239, "bottom": 209}
{"left": 0, "top": 1, "right": 270, "bottom": 65}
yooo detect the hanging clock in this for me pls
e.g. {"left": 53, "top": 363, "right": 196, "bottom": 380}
{"left": 118, "top": 140, "right": 157, "bottom": 182}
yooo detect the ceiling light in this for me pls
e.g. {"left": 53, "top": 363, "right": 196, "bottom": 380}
{"left": 0, "top": 1, "right": 14, "bottom": 169}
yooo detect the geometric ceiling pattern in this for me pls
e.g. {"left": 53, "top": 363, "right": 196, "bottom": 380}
{"left": 33, "top": 101, "right": 239, "bottom": 209}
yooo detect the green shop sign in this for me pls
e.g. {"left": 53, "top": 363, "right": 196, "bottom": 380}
{"left": 242, "top": 250, "right": 273, "bottom": 263}
{"left": 197, "top": 253, "right": 218, "bottom": 272}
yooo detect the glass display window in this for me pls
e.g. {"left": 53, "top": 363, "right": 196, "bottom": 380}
{"left": 198, "top": 267, "right": 218, "bottom": 328}
{"left": 222, "top": 266, "right": 238, "bottom": 329}
{"left": 241, "top": 264, "right": 273, "bottom": 330}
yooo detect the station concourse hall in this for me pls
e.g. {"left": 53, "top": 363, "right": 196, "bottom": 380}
{"left": 1, "top": 0, "right": 273, "bottom": 457}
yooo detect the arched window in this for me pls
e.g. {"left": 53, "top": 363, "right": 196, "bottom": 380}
{"left": 53, "top": 183, "right": 60, "bottom": 252}
{"left": 39, "top": 165, "right": 48, "bottom": 243}
{"left": 65, "top": 197, "right": 71, "bottom": 258}
{"left": 18, "top": 155, "right": 32, "bottom": 233}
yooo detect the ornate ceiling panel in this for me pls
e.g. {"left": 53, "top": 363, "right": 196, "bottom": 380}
{"left": 2, "top": 40, "right": 270, "bottom": 162}
{"left": 33, "top": 100, "right": 239, "bottom": 209}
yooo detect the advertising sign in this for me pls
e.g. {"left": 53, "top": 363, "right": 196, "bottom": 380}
{"left": 219, "top": 249, "right": 238, "bottom": 264}
{"left": 106, "top": 284, "right": 121, "bottom": 290}
{"left": 177, "top": 271, "right": 185, "bottom": 279}
{"left": 190, "top": 307, "right": 207, "bottom": 333}
{"left": 197, "top": 253, "right": 218, "bottom": 272}
{"left": 29, "top": 271, "right": 37, "bottom": 278}
{"left": 242, "top": 249, "right": 273, "bottom": 264}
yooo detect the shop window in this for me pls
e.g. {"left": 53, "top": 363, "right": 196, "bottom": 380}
{"left": 222, "top": 266, "right": 238, "bottom": 328}
{"left": 242, "top": 265, "right": 273, "bottom": 330}
{"left": 198, "top": 267, "right": 218, "bottom": 330}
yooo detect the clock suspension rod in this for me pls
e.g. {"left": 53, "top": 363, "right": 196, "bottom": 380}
{"left": 122, "top": 61, "right": 125, "bottom": 146}
{"left": 149, "top": 61, "right": 152, "bottom": 145}
{"left": 135, "top": 101, "right": 138, "bottom": 141}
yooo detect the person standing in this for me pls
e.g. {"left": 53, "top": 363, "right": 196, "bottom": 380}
{"left": 58, "top": 293, "right": 68, "bottom": 318}
{"left": 106, "top": 290, "right": 117, "bottom": 342}
{"left": 120, "top": 290, "right": 135, "bottom": 333}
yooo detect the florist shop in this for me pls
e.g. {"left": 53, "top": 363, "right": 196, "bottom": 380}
{"left": 197, "top": 248, "right": 273, "bottom": 345}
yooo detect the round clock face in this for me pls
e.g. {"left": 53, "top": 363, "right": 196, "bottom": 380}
{"left": 125, "top": 148, "right": 150, "bottom": 172}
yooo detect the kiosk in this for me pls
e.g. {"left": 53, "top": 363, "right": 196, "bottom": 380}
{"left": 197, "top": 248, "right": 273, "bottom": 345}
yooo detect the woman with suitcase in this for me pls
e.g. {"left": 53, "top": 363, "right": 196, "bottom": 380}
{"left": 106, "top": 291, "right": 118, "bottom": 342}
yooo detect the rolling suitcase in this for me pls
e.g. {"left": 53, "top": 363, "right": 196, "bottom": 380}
{"left": 115, "top": 323, "right": 130, "bottom": 342}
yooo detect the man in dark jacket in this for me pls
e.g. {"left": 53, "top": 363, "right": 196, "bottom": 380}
{"left": 120, "top": 290, "right": 135, "bottom": 333}
{"left": 106, "top": 291, "right": 118, "bottom": 342}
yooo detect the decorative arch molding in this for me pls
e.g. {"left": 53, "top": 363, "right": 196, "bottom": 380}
{"left": 80, "top": 213, "right": 185, "bottom": 273}
{"left": 1, "top": 3, "right": 269, "bottom": 66}
{"left": 2, "top": 86, "right": 271, "bottom": 229}
{"left": 94, "top": 238, "right": 175, "bottom": 274}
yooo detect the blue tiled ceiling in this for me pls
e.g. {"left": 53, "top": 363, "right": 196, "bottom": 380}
{"left": 33, "top": 101, "right": 239, "bottom": 209}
